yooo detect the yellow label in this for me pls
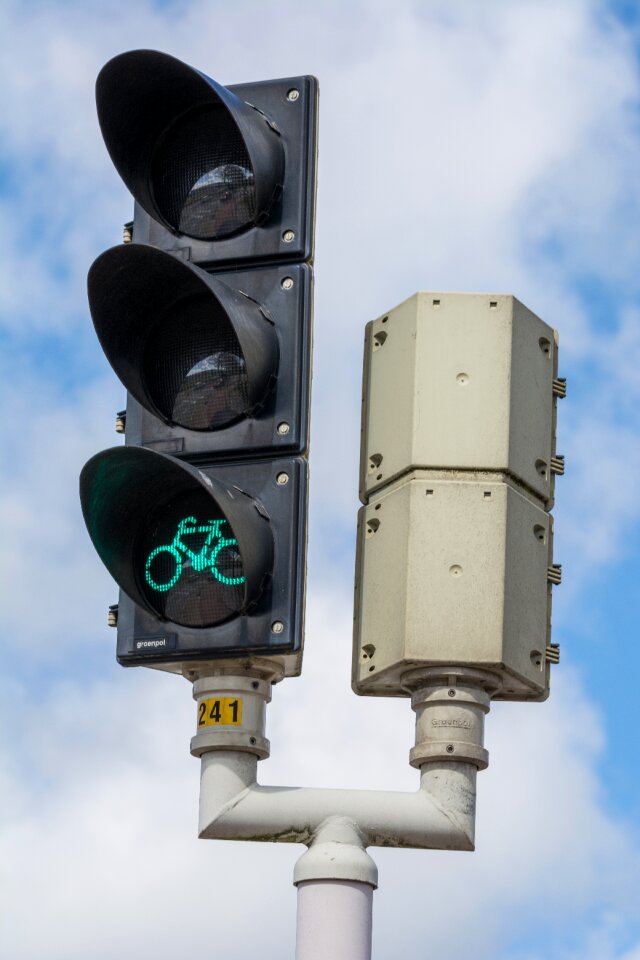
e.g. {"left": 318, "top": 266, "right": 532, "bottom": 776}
{"left": 197, "top": 697, "right": 243, "bottom": 728}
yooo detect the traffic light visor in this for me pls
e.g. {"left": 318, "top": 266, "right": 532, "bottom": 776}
{"left": 88, "top": 245, "right": 279, "bottom": 431}
{"left": 96, "top": 50, "right": 284, "bottom": 240}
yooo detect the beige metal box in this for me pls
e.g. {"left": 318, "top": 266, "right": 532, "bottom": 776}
{"left": 360, "top": 292, "right": 562, "bottom": 506}
{"left": 353, "top": 472, "right": 554, "bottom": 700}
{"left": 354, "top": 291, "right": 563, "bottom": 702}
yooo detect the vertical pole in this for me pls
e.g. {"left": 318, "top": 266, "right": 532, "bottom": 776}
{"left": 295, "top": 880, "right": 373, "bottom": 960}
{"left": 293, "top": 818, "right": 377, "bottom": 960}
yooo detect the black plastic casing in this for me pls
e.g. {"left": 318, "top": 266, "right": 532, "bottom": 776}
{"left": 85, "top": 53, "right": 318, "bottom": 673}
{"left": 121, "top": 262, "right": 313, "bottom": 460}
{"left": 130, "top": 74, "right": 319, "bottom": 269}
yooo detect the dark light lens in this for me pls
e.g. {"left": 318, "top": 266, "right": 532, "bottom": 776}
{"left": 151, "top": 104, "right": 256, "bottom": 240}
{"left": 137, "top": 488, "right": 245, "bottom": 627}
{"left": 143, "top": 293, "right": 249, "bottom": 430}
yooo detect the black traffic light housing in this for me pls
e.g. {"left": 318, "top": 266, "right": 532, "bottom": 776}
{"left": 81, "top": 50, "right": 318, "bottom": 673}
{"left": 88, "top": 247, "right": 313, "bottom": 459}
{"left": 80, "top": 449, "right": 307, "bottom": 663}
{"left": 97, "top": 50, "right": 318, "bottom": 267}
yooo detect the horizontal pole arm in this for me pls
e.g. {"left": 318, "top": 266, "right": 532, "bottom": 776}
{"left": 198, "top": 751, "right": 476, "bottom": 850}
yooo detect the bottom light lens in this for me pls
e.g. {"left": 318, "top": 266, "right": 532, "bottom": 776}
{"left": 137, "top": 488, "right": 245, "bottom": 627}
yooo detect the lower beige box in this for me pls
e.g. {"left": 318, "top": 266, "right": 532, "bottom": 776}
{"left": 353, "top": 471, "right": 553, "bottom": 701}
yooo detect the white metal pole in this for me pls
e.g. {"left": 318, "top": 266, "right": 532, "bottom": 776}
{"left": 293, "top": 820, "right": 377, "bottom": 960}
{"left": 295, "top": 880, "right": 373, "bottom": 960}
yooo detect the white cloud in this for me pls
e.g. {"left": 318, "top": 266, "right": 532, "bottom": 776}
{"left": 0, "top": 374, "right": 124, "bottom": 657}
{"left": 2, "top": 589, "right": 639, "bottom": 959}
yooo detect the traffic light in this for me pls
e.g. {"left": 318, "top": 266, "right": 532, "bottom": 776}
{"left": 80, "top": 50, "right": 318, "bottom": 675}
{"left": 353, "top": 292, "right": 564, "bottom": 701}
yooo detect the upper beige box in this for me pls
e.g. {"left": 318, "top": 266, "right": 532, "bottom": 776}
{"left": 360, "top": 292, "right": 560, "bottom": 505}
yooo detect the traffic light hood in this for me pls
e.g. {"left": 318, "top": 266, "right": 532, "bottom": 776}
{"left": 96, "top": 49, "right": 285, "bottom": 240}
{"left": 80, "top": 446, "right": 274, "bottom": 623}
{"left": 87, "top": 244, "right": 279, "bottom": 431}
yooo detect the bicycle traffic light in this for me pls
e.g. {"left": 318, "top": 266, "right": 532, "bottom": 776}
{"left": 80, "top": 50, "right": 318, "bottom": 675}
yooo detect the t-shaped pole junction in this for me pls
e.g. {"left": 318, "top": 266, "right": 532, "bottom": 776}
{"left": 191, "top": 665, "right": 495, "bottom": 959}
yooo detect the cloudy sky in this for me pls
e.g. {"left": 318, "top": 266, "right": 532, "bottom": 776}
{"left": 1, "top": 0, "right": 640, "bottom": 957}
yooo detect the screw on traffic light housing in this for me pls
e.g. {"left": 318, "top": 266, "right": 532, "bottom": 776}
{"left": 80, "top": 50, "right": 318, "bottom": 675}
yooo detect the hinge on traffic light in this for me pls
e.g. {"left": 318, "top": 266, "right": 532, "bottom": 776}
{"left": 115, "top": 410, "right": 126, "bottom": 434}
{"left": 550, "top": 455, "right": 565, "bottom": 475}
{"left": 246, "top": 101, "right": 281, "bottom": 135}
{"left": 167, "top": 246, "right": 192, "bottom": 262}
{"left": 238, "top": 289, "right": 275, "bottom": 325}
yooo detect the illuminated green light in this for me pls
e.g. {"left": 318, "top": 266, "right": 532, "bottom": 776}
{"left": 145, "top": 544, "right": 182, "bottom": 592}
{"left": 144, "top": 515, "right": 245, "bottom": 592}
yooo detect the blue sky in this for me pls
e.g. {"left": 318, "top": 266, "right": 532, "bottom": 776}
{"left": 1, "top": 1, "right": 640, "bottom": 957}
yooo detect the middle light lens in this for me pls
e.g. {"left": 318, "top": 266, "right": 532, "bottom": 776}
{"left": 144, "top": 293, "right": 250, "bottom": 430}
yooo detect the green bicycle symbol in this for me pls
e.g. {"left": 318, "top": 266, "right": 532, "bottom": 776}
{"left": 144, "top": 516, "right": 245, "bottom": 593}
